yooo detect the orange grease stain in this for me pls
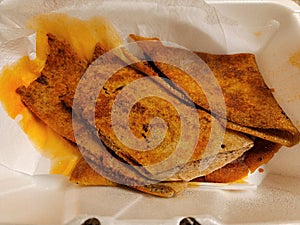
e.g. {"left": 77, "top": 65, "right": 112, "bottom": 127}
{"left": 0, "top": 56, "right": 81, "bottom": 176}
{"left": 289, "top": 50, "right": 300, "bottom": 70}
{"left": 0, "top": 14, "right": 122, "bottom": 176}
{"left": 253, "top": 31, "right": 262, "bottom": 37}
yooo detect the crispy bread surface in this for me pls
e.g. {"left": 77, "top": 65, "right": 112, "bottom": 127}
{"left": 129, "top": 34, "right": 300, "bottom": 147}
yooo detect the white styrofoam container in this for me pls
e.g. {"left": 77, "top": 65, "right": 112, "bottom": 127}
{"left": 1, "top": 0, "right": 300, "bottom": 224}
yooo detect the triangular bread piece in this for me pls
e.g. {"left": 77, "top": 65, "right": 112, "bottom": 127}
{"left": 16, "top": 33, "right": 155, "bottom": 187}
{"left": 193, "top": 138, "right": 281, "bottom": 183}
{"left": 129, "top": 34, "right": 300, "bottom": 147}
{"left": 71, "top": 158, "right": 187, "bottom": 198}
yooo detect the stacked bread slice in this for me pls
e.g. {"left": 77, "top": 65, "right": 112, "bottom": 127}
{"left": 17, "top": 33, "right": 299, "bottom": 197}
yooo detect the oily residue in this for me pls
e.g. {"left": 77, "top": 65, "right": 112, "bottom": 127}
{"left": 258, "top": 168, "right": 264, "bottom": 173}
{"left": 0, "top": 13, "right": 123, "bottom": 176}
{"left": 289, "top": 50, "right": 300, "bottom": 70}
{"left": 253, "top": 31, "right": 262, "bottom": 37}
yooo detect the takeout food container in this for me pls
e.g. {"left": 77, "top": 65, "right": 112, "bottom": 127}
{"left": 1, "top": 0, "right": 300, "bottom": 224}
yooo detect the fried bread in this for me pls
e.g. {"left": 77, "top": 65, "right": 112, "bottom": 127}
{"left": 129, "top": 34, "right": 300, "bottom": 147}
